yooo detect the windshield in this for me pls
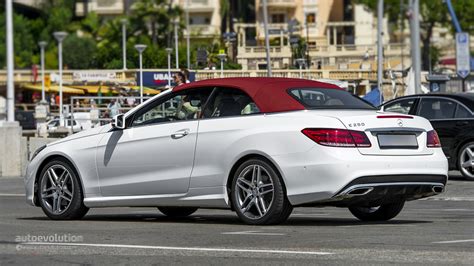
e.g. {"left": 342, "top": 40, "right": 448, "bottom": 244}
{"left": 289, "top": 88, "right": 376, "bottom": 110}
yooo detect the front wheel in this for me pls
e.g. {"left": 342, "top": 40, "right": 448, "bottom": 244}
{"left": 231, "top": 159, "right": 292, "bottom": 225}
{"left": 158, "top": 207, "right": 198, "bottom": 217}
{"left": 348, "top": 201, "right": 405, "bottom": 221}
{"left": 37, "top": 159, "right": 89, "bottom": 220}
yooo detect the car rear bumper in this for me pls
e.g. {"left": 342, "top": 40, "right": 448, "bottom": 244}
{"left": 272, "top": 146, "right": 449, "bottom": 206}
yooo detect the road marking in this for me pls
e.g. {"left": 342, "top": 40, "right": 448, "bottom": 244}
{"left": 18, "top": 242, "right": 333, "bottom": 255}
{"left": 422, "top": 197, "right": 474, "bottom": 201}
{"left": 292, "top": 213, "right": 329, "bottom": 216}
{"left": 0, "top": 193, "right": 24, "bottom": 197}
{"left": 432, "top": 239, "right": 474, "bottom": 244}
{"left": 221, "top": 230, "right": 286, "bottom": 236}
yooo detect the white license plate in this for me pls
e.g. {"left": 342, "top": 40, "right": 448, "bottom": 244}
{"left": 377, "top": 134, "right": 418, "bottom": 149}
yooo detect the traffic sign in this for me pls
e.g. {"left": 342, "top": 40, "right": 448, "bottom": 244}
{"left": 456, "top": 32, "right": 470, "bottom": 79}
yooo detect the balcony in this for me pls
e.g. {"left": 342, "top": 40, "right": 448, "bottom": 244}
{"left": 188, "top": 25, "right": 220, "bottom": 37}
{"left": 261, "top": 0, "right": 296, "bottom": 8}
{"left": 182, "top": 0, "right": 214, "bottom": 13}
{"left": 76, "top": 0, "right": 124, "bottom": 16}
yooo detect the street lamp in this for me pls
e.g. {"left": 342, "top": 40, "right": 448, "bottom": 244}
{"left": 173, "top": 19, "right": 179, "bottom": 69}
{"left": 121, "top": 18, "right": 128, "bottom": 70}
{"left": 135, "top": 44, "right": 147, "bottom": 104}
{"left": 261, "top": 0, "right": 272, "bottom": 76}
{"left": 5, "top": 0, "right": 14, "bottom": 122}
{"left": 53, "top": 31, "right": 68, "bottom": 120}
{"left": 165, "top": 48, "right": 173, "bottom": 88}
{"left": 217, "top": 53, "right": 227, "bottom": 78}
{"left": 38, "top": 41, "right": 47, "bottom": 103}
{"left": 185, "top": 0, "right": 190, "bottom": 69}
{"left": 296, "top": 58, "right": 306, "bottom": 79}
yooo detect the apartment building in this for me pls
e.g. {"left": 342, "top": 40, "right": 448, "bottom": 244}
{"left": 74, "top": 0, "right": 221, "bottom": 39}
{"left": 236, "top": 0, "right": 404, "bottom": 71}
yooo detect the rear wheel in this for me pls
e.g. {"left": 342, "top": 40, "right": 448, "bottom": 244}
{"left": 349, "top": 201, "right": 405, "bottom": 221}
{"left": 231, "top": 159, "right": 292, "bottom": 225}
{"left": 158, "top": 207, "right": 198, "bottom": 217}
{"left": 37, "top": 159, "right": 89, "bottom": 220}
{"left": 458, "top": 142, "right": 474, "bottom": 181}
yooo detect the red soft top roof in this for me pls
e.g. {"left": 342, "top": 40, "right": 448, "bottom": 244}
{"left": 172, "top": 77, "right": 343, "bottom": 113}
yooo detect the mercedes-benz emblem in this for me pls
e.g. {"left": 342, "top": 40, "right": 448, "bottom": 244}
{"left": 397, "top": 119, "right": 403, "bottom": 127}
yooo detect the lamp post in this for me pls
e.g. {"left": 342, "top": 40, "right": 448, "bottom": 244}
{"left": 38, "top": 41, "right": 47, "bottom": 103}
{"left": 261, "top": 0, "right": 272, "bottom": 76}
{"left": 218, "top": 53, "right": 227, "bottom": 78}
{"left": 173, "top": 19, "right": 179, "bottom": 69}
{"left": 165, "top": 48, "right": 173, "bottom": 88}
{"left": 377, "top": 0, "right": 384, "bottom": 105}
{"left": 5, "top": 0, "right": 14, "bottom": 122}
{"left": 121, "top": 18, "right": 127, "bottom": 70}
{"left": 186, "top": 0, "right": 190, "bottom": 69}
{"left": 53, "top": 31, "right": 68, "bottom": 121}
{"left": 135, "top": 44, "right": 147, "bottom": 104}
{"left": 296, "top": 58, "right": 306, "bottom": 79}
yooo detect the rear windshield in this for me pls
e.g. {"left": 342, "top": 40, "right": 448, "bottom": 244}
{"left": 289, "top": 88, "right": 376, "bottom": 110}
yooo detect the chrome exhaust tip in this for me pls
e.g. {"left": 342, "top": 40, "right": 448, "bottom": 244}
{"left": 432, "top": 185, "right": 444, "bottom": 194}
{"left": 346, "top": 187, "right": 374, "bottom": 196}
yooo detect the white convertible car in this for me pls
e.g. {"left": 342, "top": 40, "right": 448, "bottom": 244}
{"left": 25, "top": 78, "right": 448, "bottom": 225}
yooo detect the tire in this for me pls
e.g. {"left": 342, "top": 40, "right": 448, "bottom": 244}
{"left": 457, "top": 142, "right": 474, "bottom": 181}
{"left": 231, "top": 158, "right": 293, "bottom": 225}
{"left": 158, "top": 207, "right": 198, "bottom": 217}
{"left": 37, "top": 159, "right": 89, "bottom": 220}
{"left": 348, "top": 201, "right": 405, "bottom": 222}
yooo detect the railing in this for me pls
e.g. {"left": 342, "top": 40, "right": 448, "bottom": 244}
{"left": 0, "top": 68, "right": 381, "bottom": 86}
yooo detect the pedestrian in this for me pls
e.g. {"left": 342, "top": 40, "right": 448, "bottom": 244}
{"left": 180, "top": 68, "right": 191, "bottom": 83}
{"left": 108, "top": 99, "right": 121, "bottom": 117}
{"left": 173, "top": 72, "right": 186, "bottom": 87}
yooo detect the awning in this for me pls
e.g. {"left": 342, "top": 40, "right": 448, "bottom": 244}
{"left": 21, "top": 84, "right": 85, "bottom": 94}
{"left": 125, "top": 86, "right": 162, "bottom": 95}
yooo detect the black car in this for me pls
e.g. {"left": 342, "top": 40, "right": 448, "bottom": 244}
{"left": 381, "top": 93, "right": 474, "bottom": 180}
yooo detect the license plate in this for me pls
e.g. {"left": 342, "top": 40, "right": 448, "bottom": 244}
{"left": 377, "top": 134, "right": 418, "bottom": 149}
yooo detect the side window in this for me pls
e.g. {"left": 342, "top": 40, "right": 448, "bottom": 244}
{"left": 418, "top": 98, "right": 456, "bottom": 120}
{"left": 203, "top": 88, "right": 260, "bottom": 118}
{"left": 130, "top": 88, "right": 212, "bottom": 127}
{"left": 384, "top": 99, "right": 415, "bottom": 114}
{"left": 455, "top": 104, "right": 473, "bottom": 118}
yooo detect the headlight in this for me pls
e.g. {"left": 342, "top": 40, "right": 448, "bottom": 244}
{"left": 30, "top": 145, "right": 47, "bottom": 161}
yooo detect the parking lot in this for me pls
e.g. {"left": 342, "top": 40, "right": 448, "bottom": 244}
{"left": 0, "top": 172, "right": 473, "bottom": 265}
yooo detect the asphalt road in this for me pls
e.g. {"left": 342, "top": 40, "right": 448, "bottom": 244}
{"left": 0, "top": 172, "right": 473, "bottom": 265}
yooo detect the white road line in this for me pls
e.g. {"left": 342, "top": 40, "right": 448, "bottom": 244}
{"left": 18, "top": 242, "right": 333, "bottom": 255}
{"left": 432, "top": 239, "right": 474, "bottom": 244}
{"left": 221, "top": 230, "right": 286, "bottom": 236}
{"left": 0, "top": 193, "right": 24, "bottom": 197}
{"left": 422, "top": 197, "right": 474, "bottom": 201}
{"left": 292, "top": 213, "right": 329, "bottom": 216}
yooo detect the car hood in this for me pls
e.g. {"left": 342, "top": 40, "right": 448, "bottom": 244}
{"left": 48, "top": 124, "right": 112, "bottom": 146}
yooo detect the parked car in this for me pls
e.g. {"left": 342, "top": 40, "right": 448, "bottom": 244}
{"left": 25, "top": 78, "right": 448, "bottom": 225}
{"left": 381, "top": 93, "right": 474, "bottom": 180}
{"left": 15, "top": 110, "right": 36, "bottom": 130}
{"left": 47, "top": 118, "right": 83, "bottom": 134}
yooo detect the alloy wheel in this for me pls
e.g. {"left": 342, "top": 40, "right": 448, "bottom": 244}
{"left": 40, "top": 164, "right": 75, "bottom": 215}
{"left": 460, "top": 144, "right": 474, "bottom": 179}
{"left": 235, "top": 164, "right": 274, "bottom": 220}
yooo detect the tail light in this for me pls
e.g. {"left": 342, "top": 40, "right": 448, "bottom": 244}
{"left": 427, "top": 130, "right": 441, "bottom": 148}
{"left": 301, "top": 128, "right": 371, "bottom": 148}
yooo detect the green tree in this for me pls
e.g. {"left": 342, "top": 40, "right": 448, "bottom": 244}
{"left": 63, "top": 34, "right": 97, "bottom": 69}
{"left": 0, "top": 13, "right": 36, "bottom": 69}
{"left": 355, "top": 0, "right": 452, "bottom": 71}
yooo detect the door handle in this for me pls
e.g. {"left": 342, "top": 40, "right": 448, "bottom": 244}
{"left": 456, "top": 121, "right": 469, "bottom": 126}
{"left": 171, "top": 129, "right": 190, "bottom": 139}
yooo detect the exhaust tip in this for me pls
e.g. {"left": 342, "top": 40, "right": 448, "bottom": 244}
{"left": 346, "top": 187, "right": 374, "bottom": 196}
{"left": 432, "top": 185, "right": 444, "bottom": 194}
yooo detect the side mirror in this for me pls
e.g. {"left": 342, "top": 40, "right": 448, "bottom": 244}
{"left": 111, "top": 114, "right": 126, "bottom": 130}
